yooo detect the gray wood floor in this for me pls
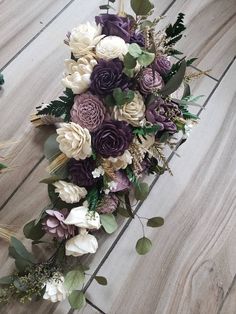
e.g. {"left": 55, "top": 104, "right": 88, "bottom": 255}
{"left": 0, "top": 0, "right": 236, "bottom": 313}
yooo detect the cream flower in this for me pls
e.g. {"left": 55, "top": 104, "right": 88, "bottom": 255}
{"left": 65, "top": 228, "right": 98, "bottom": 257}
{"left": 96, "top": 36, "right": 128, "bottom": 61}
{"left": 113, "top": 92, "right": 146, "bottom": 127}
{"left": 64, "top": 206, "right": 101, "bottom": 230}
{"left": 56, "top": 122, "right": 92, "bottom": 160}
{"left": 69, "top": 22, "right": 104, "bottom": 58}
{"left": 92, "top": 166, "right": 105, "bottom": 178}
{"left": 62, "top": 56, "right": 97, "bottom": 94}
{"left": 107, "top": 150, "right": 133, "bottom": 170}
{"left": 53, "top": 180, "right": 87, "bottom": 204}
{"left": 43, "top": 274, "right": 67, "bottom": 303}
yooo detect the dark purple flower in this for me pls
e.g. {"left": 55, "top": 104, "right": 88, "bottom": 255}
{"left": 95, "top": 14, "right": 132, "bottom": 42}
{"left": 92, "top": 120, "right": 133, "bottom": 158}
{"left": 111, "top": 171, "right": 131, "bottom": 192}
{"left": 97, "top": 193, "right": 119, "bottom": 214}
{"left": 146, "top": 97, "right": 181, "bottom": 134}
{"left": 68, "top": 157, "right": 99, "bottom": 187}
{"left": 130, "top": 31, "right": 145, "bottom": 47}
{"left": 90, "top": 59, "right": 129, "bottom": 96}
{"left": 42, "top": 209, "right": 75, "bottom": 239}
{"left": 139, "top": 68, "right": 164, "bottom": 95}
{"left": 154, "top": 56, "right": 171, "bottom": 76}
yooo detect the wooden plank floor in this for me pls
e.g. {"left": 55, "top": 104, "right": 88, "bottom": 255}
{"left": 0, "top": 0, "right": 235, "bottom": 313}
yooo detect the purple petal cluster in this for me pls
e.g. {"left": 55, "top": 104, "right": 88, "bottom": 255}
{"left": 111, "top": 171, "right": 131, "bottom": 192}
{"left": 97, "top": 193, "right": 119, "bottom": 214}
{"left": 154, "top": 56, "right": 172, "bottom": 76}
{"left": 139, "top": 68, "right": 164, "bottom": 95}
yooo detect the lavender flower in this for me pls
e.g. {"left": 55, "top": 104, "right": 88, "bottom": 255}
{"left": 154, "top": 56, "right": 172, "bottom": 76}
{"left": 139, "top": 68, "right": 164, "bottom": 95}
{"left": 130, "top": 31, "right": 145, "bottom": 47}
{"left": 97, "top": 193, "right": 119, "bottom": 214}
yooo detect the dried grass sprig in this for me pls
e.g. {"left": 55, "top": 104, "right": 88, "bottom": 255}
{"left": 47, "top": 153, "right": 69, "bottom": 174}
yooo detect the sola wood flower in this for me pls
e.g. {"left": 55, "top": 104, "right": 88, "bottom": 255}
{"left": 62, "top": 56, "right": 97, "bottom": 94}
{"left": 113, "top": 91, "right": 146, "bottom": 127}
{"left": 64, "top": 206, "right": 101, "bottom": 229}
{"left": 43, "top": 273, "right": 67, "bottom": 303}
{"left": 70, "top": 93, "right": 105, "bottom": 131}
{"left": 68, "top": 22, "right": 104, "bottom": 58}
{"left": 97, "top": 193, "right": 119, "bottom": 214}
{"left": 154, "top": 56, "right": 171, "bottom": 76}
{"left": 43, "top": 209, "right": 75, "bottom": 238}
{"left": 53, "top": 180, "right": 87, "bottom": 204}
{"left": 56, "top": 122, "right": 92, "bottom": 160}
{"left": 139, "top": 68, "right": 164, "bottom": 95}
{"left": 106, "top": 149, "right": 133, "bottom": 171}
{"left": 96, "top": 36, "right": 128, "bottom": 61}
{"left": 65, "top": 228, "right": 98, "bottom": 257}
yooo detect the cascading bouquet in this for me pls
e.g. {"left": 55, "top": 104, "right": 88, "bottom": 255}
{"left": 0, "top": 0, "right": 202, "bottom": 310}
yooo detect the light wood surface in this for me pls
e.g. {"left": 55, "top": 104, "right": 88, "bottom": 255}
{"left": 85, "top": 61, "right": 236, "bottom": 314}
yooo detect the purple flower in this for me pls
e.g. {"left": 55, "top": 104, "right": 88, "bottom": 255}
{"left": 68, "top": 157, "right": 98, "bottom": 187}
{"left": 154, "top": 56, "right": 171, "bottom": 76}
{"left": 97, "top": 193, "right": 119, "bottom": 214}
{"left": 95, "top": 14, "right": 132, "bottom": 42}
{"left": 42, "top": 209, "right": 75, "bottom": 239}
{"left": 70, "top": 93, "right": 105, "bottom": 131}
{"left": 130, "top": 31, "right": 145, "bottom": 47}
{"left": 111, "top": 171, "right": 131, "bottom": 192}
{"left": 139, "top": 68, "right": 164, "bottom": 95}
{"left": 90, "top": 59, "right": 129, "bottom": 96}
{"left": 92, "top": 120, "right": 133, "bottom": 158}
{"left": 146, "top": 97, "right": 181, "bottom": 134}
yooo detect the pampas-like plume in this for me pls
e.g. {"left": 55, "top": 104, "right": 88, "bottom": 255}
{"left": 46, "top": 153, "right": 69, "bottom": 174}
{"left": 0, "top": 226, "right": 15, "bottom": 241}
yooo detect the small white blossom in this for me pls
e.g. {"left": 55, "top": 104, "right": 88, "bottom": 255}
{"left": 104, "top": 181, "right": 118, "bottom": 194}
{"left": 107, "top": 150, "right": 133, "bottom": 170}
{"left": 92, "top": 166, "right": 105, "bottom": 178}
{"left": 53, "top": 180, "right": 87, "bottom": 204}
{"left": 96, "top": 36, "right": 128, "bottom": 61}
{"left": 43, "top": 274, "right": 67, "bottom": 303}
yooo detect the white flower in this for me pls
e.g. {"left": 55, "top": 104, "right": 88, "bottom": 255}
{"left": 107, "top": 150, "right": 133, "bottom": 170}
{"left": 43, "top": 274, "right": 67, "bottom": 303}
{"left": 92, "top": 166, "right": 105, "bottom": 178}
{"left": 64, "top": 206, "right": 101, "bottom": 229}
{"left": 62, "top": 56, "right": 97, "bottom": 94}
{"left": 69, "top": 22, "right": 104, "bottom": 58}
{"left": 104, "top": 181, "right": 118, "bottom": 194}
{"left": 96, "top": 36, "right": 128, "bottom": 61}
{"left": 56, "top": 122, "right": 92, "bottom": 160}
{"left": 53, "top": 180, "right": 87, "bottom": 204}
{"left": 65, "top": 228, "right": 98, "bottom": 257}
{"left": 113, "top": 92, "right": 146, "bottom": 127}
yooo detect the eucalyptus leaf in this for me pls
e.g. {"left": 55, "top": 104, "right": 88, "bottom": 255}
{"left": 147, "top": 217, "right": 164, "bottom": 227}
{"left": 134, "top": 182, "right": 149, "bottom": 201}
{"left": 123, "top": 68, "right": 135, "bottom": 78}
{"left": 68, "top": 290, "right": 86, "bottom": 310}
{"left": 23, "top": 220, "right": 45, "bottom": 241}
{"left": 128, "top": 43, "right": 142, "bottom": 58}
{"left": 123, "top": 53, "right": 137, "bottom": 69}
{"left": 0, "top": 275, "right": 15, "bottom": 285}
{"left": 95, "top": 276, "right": 108, "bottom": 286}
{"left": 64, "top": 270, "right": 85, "bottom": 292}
{"left": 100, "top": 214, "right": 118, "bottom": 234}
{"left": 10, "top": 237, "right": 36, "bottom": 263}
{"left": 0, "top": 163, "right": 7, "bottom": 170}
{"left": 15, "top": 257, "right": 33, "bottom": 273}
{"left": 44, "top": 133, "right": 60, "bottom": 161}
{"left": 117, "top": 207, "right": 131, "bottom": 218}
{"left": 40, "top": 176, "right": 60, "bottom": 184}
{"left": 48, "top": 184, "right": 59, "bottom": 203}
{"left": 138, "top": 51, "right": 155, "bottom": 67}
{"left": 136, "top": 237, "right": 152, "bottom": 255}
{"left": 131, "top": 0, "right": 154, "bottom": 15}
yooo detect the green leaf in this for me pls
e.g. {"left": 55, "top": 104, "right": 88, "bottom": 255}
{"left": 131, "top": 0, "right": 154, "bottom": 15}
{"left": 112, "top": 88, "right": 135, "bottom": 107}
{"left": 40, "top": 176, "right": 60, "bottom": 184}
{"left": 48, "top": 184, "right": 59, "bottom": 203}
{"left": 123, "top": 68, "right": 135, "bottom": 78}
{"left": 136, "top": 237, "right": 152, "bottom": 255}
{"left": 94, "top": 276, "right": 108, "bottom": 286}
{"left": 44, "top": 133, "right": 60, "bottom": 161}
{"left": 100, "top": 214, "right": 118, "bottom": 234}
{"left": 117, "top": 207, "right": 131, "bottom": 218}
{"left": 138, "top": 51, "right": 155, "bottom": 67}
{"left": 129, "top": 43, "right": 142, "bottom": 58}
{"left": 134, "top": 182, "right": 149, "bottom": 201}
{"left": 0, "top": 73, "right": 4, "bottom": 85}
{"left": 15, "top": 257, "right": 33, "bottom": 273}
{"left": 147, "top": 217, "right": 164, "bottom": 227}
{"left": 123, "top": 53, "right": 137, "bottom": 69}
{"left": 64, "top": 270, "right": 85, "bottom": 292}
{"left": 160, "top": 60, "right": 186, "bottom": 96}
{"left": 23, "top": 220, "right": 45, "bottom": 241}
{"left": 68, "top": 290, "right": 86, "bottom": 310}
{"left": 124, "top": 193, "right": 135, "bottom": 218}
{"left": 10, "top": 237, "right": 36, "bottom": 263}
{"left": 0, "top": 163, "right": 7, "bottom": 170}
{"left": 0, "top": 276, "right": 15, "bottom": 285}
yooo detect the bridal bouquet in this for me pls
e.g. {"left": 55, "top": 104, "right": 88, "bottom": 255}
{"left": 0, "top": 0, "right": 201, "bottom": 310}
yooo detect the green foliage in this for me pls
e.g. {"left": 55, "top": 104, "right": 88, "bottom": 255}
{"left": 137, "top": 51, "right": 155, "bottom": 67}
{"left": 64, "top": 270, "right": 85, "bottom": 292}
{"left": 94, "top": 276, "right": 108, "bottom": 286}
{"left": 0, "top": 276, "right": 15, "bottom": 285}
{"left": 48, "top": 184, "right": 59, "bottom": 203}
{"left": 186, "top": 58, "right": 198, "bottom": 66}
{"left": 147, "top": 217, "right": 164, "bottom": 227}
{"left": 100, "top": 214, "right": 118, "bottom": 234}
{"left": 165, "top": 13, "right": 186, "bottom": 46}
{"left": 134, "top": 182, "right": 149, "bottom": 201}
{"left": 0, "top": 73, "right": 4, "bottom": 85}
{"left": 86, "top": 187, "right": 100, "bottom": 211}
{"left": 124, "top": 193, "right": 135, "bottom": 218}
{"left": 133, "top": 125, "right": 160, "bottom": 138}
{"left": 124, "top": 53, "right": 137, "bottom": 69}
{"left": 131, "top": 0, "right": 154, "bottom": 15}
{"left": 40, "top": 176, "right": 60, "bottom": 184}
{"left": 136, "top": 237, "right": 152, "bottom": 255}
{"left": 0, "top": 163, "right": 7, "bottom": 170}
{"left": 105, "top": 88, "right": 135, "bottom": 107}
{"left": 68, "top": 290, "right": 86, "bottom": 310}
{"left": 129, "top": 43, "right": 142, "bottom": 58}
{"left": 23, "top": 220, "right": 45, "bottom": 241}
{"left": 36, "top": 89, "right": 74, "bottom": 122}
{"left": 117, "top": 206, "right": 132, "bottom": 218}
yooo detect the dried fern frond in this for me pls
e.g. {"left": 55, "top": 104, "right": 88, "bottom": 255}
{"left": 30, "top": 113, "right": 63, "bottom": 127}
{"left": 185, "top": 70, "right": 211, "bottom": 82}
{"left": 129, "top": 143, "right": 145, "bottom": 176}
{"left": 47, "top": 153, "right": 69, "bottom": 174}
{"left": 101, "top": 159, "right": 116, "bottom": 180}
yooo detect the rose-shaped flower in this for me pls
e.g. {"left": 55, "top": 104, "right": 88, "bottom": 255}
{"left": 70, "top": 93, "right": 105, "bottom": 131}
{"left": 68, "top": 157, "right": 99, "bottom": 187}
{"left": 53, "top": 180, "right": 87, "bottom": 204}
{"left": 69, "top": 22, "right": 104, "bottom": 58}
{"left": 154, "top": 56, "right": 171, "bottom": 76}
{"left": 64, "top": 205, "right": 101, "bottom": 229}
{"left": 113, "top": 91, "right": 146, "bottom": 127}
{"left": 62, "top": 56, "right": 97, "bottom": 94}
{"left": 92, "top": 120, "right": 133, "bottom": 158}
{"left": 95, "top": 14, "right": 132, "bottom": 42}
{"left": 56, "top": 122, "right": 92, "bottom": 160}
{"left": 106, "top": 150, "right": 133, "bottom": 170}
{"left": 97, "top": 193, "right": 119, "bottom": 214}
{"left": 146, "top": 97, "right": 181, "bottom": 134}
{"left": 139, "top": 68, "right": 164, "bottom": 95}
{"left": 109, "top": 171, "right": 130, "bottom": 192}
{"left": 90, "top": 59, "right": 129, "bottom": 96}
{"left": 130, "top": 31, "right": 145, "bottom": 47}
{"left": 42, "top": 209, "right": 75, "bottom": 239}
{"left": 43, "top": 273, "right": 67, "bottom": 303}
{"left": 96, "top": 36, "right": 128, "bottom": 61}
{"left": 65, "top": 228, "right": 98, "bottom": 257}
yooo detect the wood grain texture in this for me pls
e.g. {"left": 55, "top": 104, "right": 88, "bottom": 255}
{"left": 85, "top": 61, "right": 236, "bottom": 314}
{"left": 0, "top": 0, "right": 72, "bottom": 69}
{"left": 157, "top": 0, "right": 236, "bottom": 80}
